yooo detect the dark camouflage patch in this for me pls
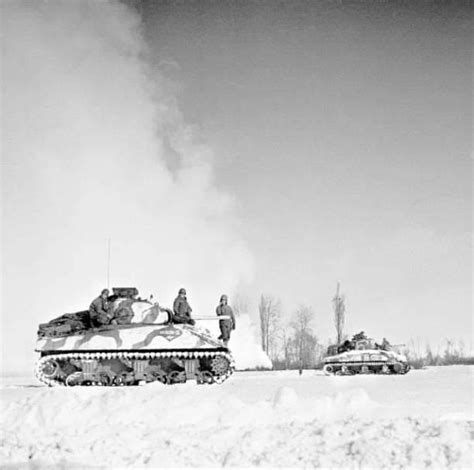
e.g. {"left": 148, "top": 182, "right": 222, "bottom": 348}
{"left": 73, "top": 328, "right": 123, "bottom": 349}
{"left": 132, "top": 326, "right": 182, "bottom": 348}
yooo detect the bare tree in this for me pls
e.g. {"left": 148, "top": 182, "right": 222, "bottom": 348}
{"left": 268, "top": 315, "right": 283, "bottom": 361}
{"left": 290, "top": 305, "right": 315, "bottom": 372}
{"left": 332, "top": 282, "right": 345, "bottom": 344}
{"left": 258, "top": 295, "right": 281, "bottom": 354}
{"left": 444, "top": 338, "right": 454, "bottom": 359}
{"left": 280, "top": 329, "right": 291, "bottom": 369}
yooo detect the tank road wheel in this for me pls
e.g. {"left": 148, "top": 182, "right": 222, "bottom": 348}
{"left": 337, "top": 365, "right": 355, "bottom": 376}
{"left": 99, "top": 373, "right": 111, "bottom": 386}
{"left": 167, "top": 371, "right": 186, "bottom": 384}
{"left": 41, "top": 359, "right": 60, "bottom": 379}
{"left": 210, "top": 356, "right": 230, "bottom": 376}
{"left": 65, "top": 372, "right": 83, "bottom": 387}
{"left": 336, "top": 365, "right": 349, "bottom": 376}
{"left": 381, "top": 364, "right": 390, "bottom": 374}
{"left": 144, "top": 364, "right": 168, "bottom": 384}
{"left": 323, "top": 364, "right": 334, "bottom": 375}
{"left": 392, "top": 363, "right": 402, "bottom": 374}
{"left": 360, "top": 365, "right": 370, "bottom": 374}
{"left": 148, "top": 370, "right": 167, "bottom": 384}
{"left": 113, "top": 375, "right": 126, "bottom": 386}
{"left": 196, "top": 371, "right": 215, "bottom": 385}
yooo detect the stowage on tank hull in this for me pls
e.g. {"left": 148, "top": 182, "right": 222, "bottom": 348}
{"left": 323, "top": 349, "right": 410, "bottom": 376}
{"left": 35, "top": 323, "right": 234, "bottom": 386}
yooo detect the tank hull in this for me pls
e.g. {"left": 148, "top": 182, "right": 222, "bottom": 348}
{"left": 323, "top": 349, "right": 410, "bottom": 376}
{"left": 35, "top": 323, "right": 234, "bottom": 386}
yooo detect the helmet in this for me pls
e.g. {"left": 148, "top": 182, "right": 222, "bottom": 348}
{"left": 220, "top": 294, "right": 228, "bottom": 302}
{"left": 178, "top": 288, "right": 186, "bottom": 295}
{"left": 101, "top": 288, "right": 109, "bottom": 295}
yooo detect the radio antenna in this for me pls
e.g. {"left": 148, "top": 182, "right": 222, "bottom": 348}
{"left": 106, "top": 237, "right": 111, "bottom": 290}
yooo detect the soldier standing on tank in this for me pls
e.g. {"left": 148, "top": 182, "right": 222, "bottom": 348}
{"left": 89, "top": 288, "right": 115, "bottom": 327}
{"left": 381, "top": 337, "right": 391, "bottom": 350}
{"left": 216, "top": 294, "right": 235, "bottom": 346}
{"left": 172, "top": 288, "right": 195, "bottom": 325}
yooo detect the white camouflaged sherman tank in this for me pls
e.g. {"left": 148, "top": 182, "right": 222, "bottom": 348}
{"left": 323, "top": 337, "right": 410, "bottom": 376}
{"left": 35, "top": 288, "right": 234, "bottom": 386}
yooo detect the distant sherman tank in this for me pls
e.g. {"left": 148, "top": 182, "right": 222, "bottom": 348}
{"left": 323, "top": 333, "right": 410, "bottom": 376}
{"left": 35, "top": 288, "right": 234, "bottom": 386}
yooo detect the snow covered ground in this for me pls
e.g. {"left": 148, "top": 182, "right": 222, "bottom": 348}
{"left": 1, "top": 366, "right": 472, "bottom": 469}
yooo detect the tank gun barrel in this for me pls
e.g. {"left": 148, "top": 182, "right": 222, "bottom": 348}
{"left": 192, "top": 315, "right": 232, "bottom": 321}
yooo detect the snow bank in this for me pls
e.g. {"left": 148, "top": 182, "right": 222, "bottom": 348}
{"left": 2, "top": 369, "right": 472, "bottom": 468}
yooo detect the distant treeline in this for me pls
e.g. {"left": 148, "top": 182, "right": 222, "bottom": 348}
{"left": 266, "top": 338, "right": 474, "bottom": 371}
{"left": 401, "top": 338, "right": 474, "bottom": 369}
{"left": 234, "top": 292, "right": 473, "bottom": 371}
{"left": 408, "top": 356, "right": 474, "bottom": 369}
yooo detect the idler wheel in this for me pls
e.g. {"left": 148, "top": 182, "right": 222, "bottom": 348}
{"left": 210, "top": 356, "right": 230, "bottom": 376}
{"left": 41, "top": 359, "right": 59, "bottom": 378}
{"left": 323, "top": 364, "right": 334, "bottom": 375}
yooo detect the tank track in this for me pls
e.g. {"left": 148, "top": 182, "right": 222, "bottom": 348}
{"left": 35, "top": 350, "right": 235, "bottom": 387}
{"left": 323, "top": 361, "right": 410, "bottom": 376}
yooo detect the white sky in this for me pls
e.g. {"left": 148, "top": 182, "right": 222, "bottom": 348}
{"left": 1, "top": 0, "right": 472, "bottom": 373}
{"left": 142, "top": 1, "right": 472, "bottom": 344}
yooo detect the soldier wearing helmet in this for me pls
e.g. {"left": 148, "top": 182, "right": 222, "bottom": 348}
{"left": 172, "top": 288, "right": 195, "bottom": 325}
{"left": 216, "top": 294, "right": 236, "bottom": 346}
{"left": 89, "top": 288, "right": 115, "bottom": 327}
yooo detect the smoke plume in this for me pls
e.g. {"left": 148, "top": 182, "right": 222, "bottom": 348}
{"left": 1, "top": 1, "right": 256, "bottom": 373}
